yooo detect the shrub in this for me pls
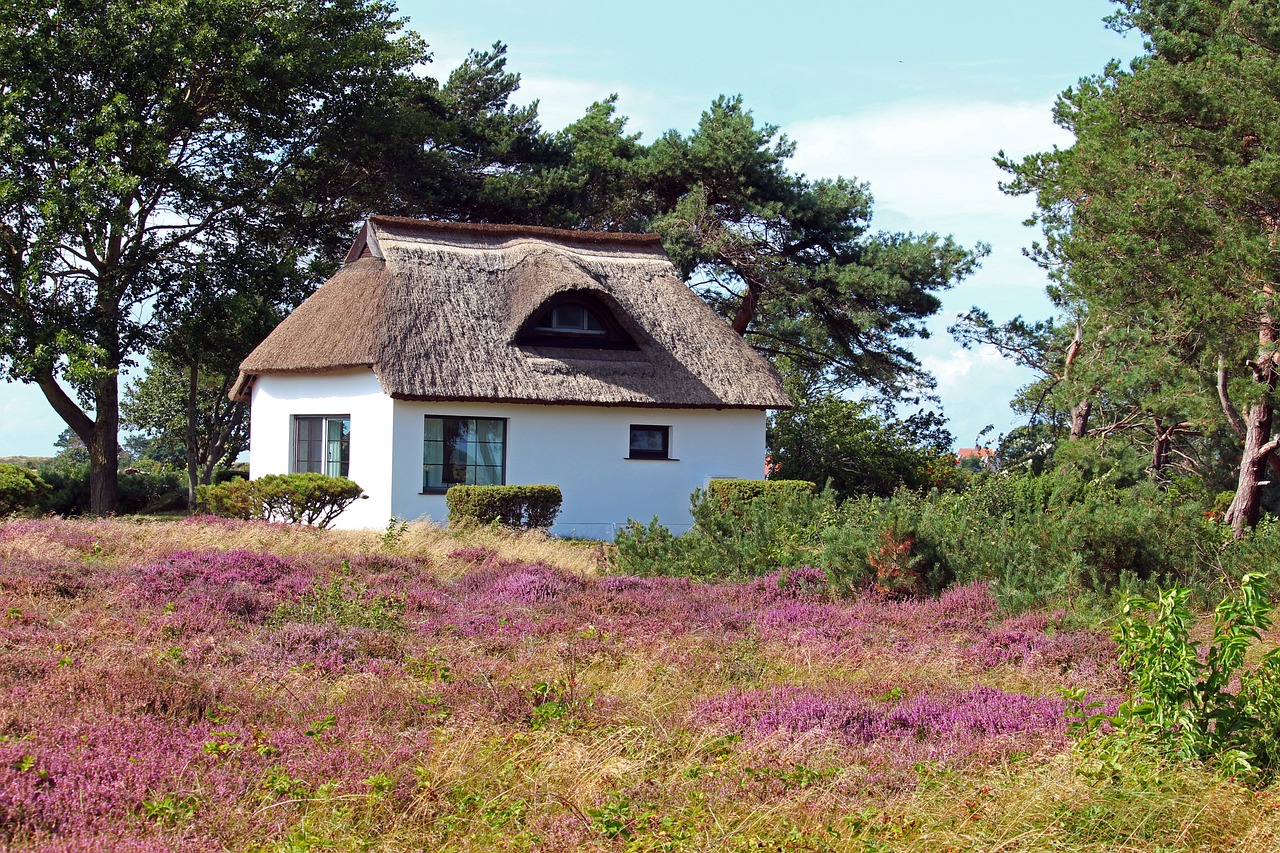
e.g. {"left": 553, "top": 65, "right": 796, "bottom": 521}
{"left": 199, "top": 473, "right": 365, "bottom": 528}
{"left": 1075, "top": 573, "right": 1280, "bottom": 784}
{"left": 613, "top": 483, "right": 861, "bottom": 587}
{"left": 0, "top": 463, "right": 50, "bottom": 515}
{"left": 446, "top": 484, "right": 562, "bottom": 529}
{"left": 704, "top": 478, "right": 816, "bottom": 513}
{"left": 34, "top": 463, "right": 184, "bottom": 516}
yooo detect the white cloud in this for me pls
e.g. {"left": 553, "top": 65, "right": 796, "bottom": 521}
{"left": 922, "top": 343, "right": 1009, "bottom": 389}
{"left": 785, "top": 100, "right": 1073, "bottom": 221}
{"left": 917, "top": 343, "right": 1036, "bottom": 447}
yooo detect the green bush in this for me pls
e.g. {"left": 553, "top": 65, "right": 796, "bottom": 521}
{"left": 1072, "top": 574, "right": 1280, "bottom": 784}
{"left": 34, "top": 462, "right": 184, "bottom": 516}
{"left": 445, "top": 484, "right": 562, "bottom": 529}
{"left": 614, "top": 483, "right": 864, "bottom": 587}
{"left": 0, "top": 463, "right": 50, "bottom": 515}
{"left": 705, "top": 478, "right": 816, "bottom": 512}
{"left": 199, "top": 473, "right": 365, "bottom": 528}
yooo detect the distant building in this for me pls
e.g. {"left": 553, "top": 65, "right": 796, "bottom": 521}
{"left": 956, "top": 447, "right": 995, "bottom": 471}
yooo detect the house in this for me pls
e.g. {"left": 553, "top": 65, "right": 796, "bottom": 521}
{"left": 231, "top": 217, "right": 790, "bottom": 536}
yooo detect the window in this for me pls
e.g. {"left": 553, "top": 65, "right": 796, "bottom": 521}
{"left": 423, "top": 416, "right": 506, "bottom": 492}
{"left": 294, "top": 416, "right": 350, "bottom": 477}
{"left": 536, "top": 303, "right": 607, "bottom": 335}
{"left": 628, "top": 424, "right": 671, "bottom": 460}
{"left": 516, "top": 292, "right": 639, "bottom": 349}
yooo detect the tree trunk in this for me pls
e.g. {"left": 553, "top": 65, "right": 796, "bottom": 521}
{"left": 34, "top": 367, "right": 119, "bottom": 516}
{"left": 185, "top": 364, "right": 200, "bottom": 511}
{"left": 1151, "top": 415, "right": 1171, "bottom": 476}
{"left": 1220, "top": 280, "right": 1280, "bottom": 537}
{"left": 1223, "top": 399, "right": 1276, "bottom": 534}
{"left": 87, "top": 373, "right": 120, "bottom": 516}
{"left": 1069, "top": 398, "right": 1092, "bottom": 440}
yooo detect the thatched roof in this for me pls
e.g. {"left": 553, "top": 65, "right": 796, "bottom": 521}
{"left": 233, "top": 216, "right": 789, "bottom": 409}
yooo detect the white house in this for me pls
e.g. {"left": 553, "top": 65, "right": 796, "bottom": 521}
{"left": 231, "top": 217, "right": 789, "bottom": 536}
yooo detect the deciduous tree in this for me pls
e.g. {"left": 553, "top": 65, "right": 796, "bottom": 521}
{"left": 0, "top": 0, "right": 426, "bottom": 514}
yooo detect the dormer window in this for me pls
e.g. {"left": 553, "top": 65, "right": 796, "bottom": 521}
{"left": 536, "top": 303, "right": 607, "bottom": 335}
{"left": 516, "top": 292, "right": 639, "bottom": 350}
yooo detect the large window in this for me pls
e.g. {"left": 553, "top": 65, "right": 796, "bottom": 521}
{"left": 423, "top": 416, "right": 507, "bottom": 492}
{"left": 294, "top": 415, "right": 350, "bottom": 477}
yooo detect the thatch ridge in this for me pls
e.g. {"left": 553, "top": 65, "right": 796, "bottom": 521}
{"left": 235, "top": 217, "right": 789, "bottom": 409}
{"left": 366, "top": 215, "right": 664, "bottom": 249}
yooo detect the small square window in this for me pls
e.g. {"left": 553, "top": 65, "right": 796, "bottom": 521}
{"left": 629, "top": 425, "right": 670, "bottom": 460}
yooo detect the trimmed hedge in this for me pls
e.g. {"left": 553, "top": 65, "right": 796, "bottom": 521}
{"left": 706, "top": 478, "right": 817, "bottom": 512}
{"left": 446, "top": 484, "right": 562, "bottom": 529}
{"left": 199, "top": 473, "right": 365, "bottom": 528}
{"left": 0, "top": 463, "right": 50, "bottom": 515}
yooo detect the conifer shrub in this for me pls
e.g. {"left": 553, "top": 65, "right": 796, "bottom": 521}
{"left": 199, "top": 473, "right": 365, "bottom": 528}
{"left": 34, "top": 463, "right": 184, "bottom": 516}
{"left": 445, "top": 484, "right": 562, "bottom": 530}
{"left": 0, "top": 463, "right": 50, "bottom": 515}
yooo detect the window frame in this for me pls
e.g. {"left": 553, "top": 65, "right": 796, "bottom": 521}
{"left": 628, "top": 424, "right": 674, "bottom": 460}
{"left": 292, "top": 414, "right": 351, "bottom": 478}
{"left": 422, "top": 415, "right": 508, "bottom": 494}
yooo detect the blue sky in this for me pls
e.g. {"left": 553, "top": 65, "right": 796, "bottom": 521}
{"left": 0, "top": 1, "right": 1142, "bottom": 456}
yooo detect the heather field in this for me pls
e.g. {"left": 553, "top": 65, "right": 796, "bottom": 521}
{"left": 1, "top": 518, "right": 1278, "bottom": 851}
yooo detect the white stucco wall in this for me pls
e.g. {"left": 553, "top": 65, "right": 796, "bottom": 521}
{"left": 389, "top": 401, "right": 767, "bottom": 538}
{"left": 249, "top": 379, "right": 768, "bottom": 536}
{"left": 247, "top": 370, "right": 394, "bottom": 528}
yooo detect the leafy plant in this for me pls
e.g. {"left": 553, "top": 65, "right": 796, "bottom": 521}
{"left": 0, "top": 463, "right": 49, "bottom": 515}
{"left": 272, "top": 562, "right": 405, "bottom": 631}
{"left": 1080, "top": 573, "right": 1280, "bottom": 782}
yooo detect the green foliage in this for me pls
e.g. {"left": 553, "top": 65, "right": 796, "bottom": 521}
{"left": 767, "top": 369, "right": 959, "bottom": 499}
{"left": 445, "top": 485, "right": 562, "bottom": 530}
{"left": 615, "top": 462, "right": 1260, "bottom": 611}
{"left": 614, "top": 484, "right": 868, "bottom": 588}
{"left": 34, "top": 462, "right": 184, "bottom": 516}
{"left": 1001, "top": 0, "right": 1280, "bottom": 532}
{"left": 1076, "top": 574, "right": 1280, "bottom": 784}
{"left": 705, "top": 479, "right": 816, "bottom": 511}
{"left": 273, "top": 563, "right": 405, "bottom": 632}
{"left": 199, "top": 473, "right": 365, "bottom": 529}
{"left": 0, "top": 0, "right": 429, "bottom": 515}
{"left": 0, "top": 463, "right": 49, "bottom": 515}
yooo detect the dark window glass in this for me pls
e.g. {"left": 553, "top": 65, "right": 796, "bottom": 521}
{"left": 629, "top": 425, "right": 670, "bottom": 459}
{"left": 424, "top": 416, "right": 507, "bottom": 492}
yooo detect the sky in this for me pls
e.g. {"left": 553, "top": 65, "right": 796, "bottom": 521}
{"left": 0, "top": 1, "right": 1143, "bottom": 457}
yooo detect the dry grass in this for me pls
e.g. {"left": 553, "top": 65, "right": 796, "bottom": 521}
{"left": 2, "top": 516, "right": 1278, "bottom": 852}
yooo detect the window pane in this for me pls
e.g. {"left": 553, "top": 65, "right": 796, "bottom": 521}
{"left": 631, "top": 428, "right": 665, "bottom": 452}
{"left": 555, "top": 304, "right": 585, "bottom": 329}
{"left": 326, "top": 417, "right": 350, "bottom": 477}
{"left": 295, "top": 417, "right": 323, "bottom": 473}
{"left": 477, "top": 419, "right": 505, "bottom": 444}
{"left": 424, "top": 415, "right": 506, "bottom": 490}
